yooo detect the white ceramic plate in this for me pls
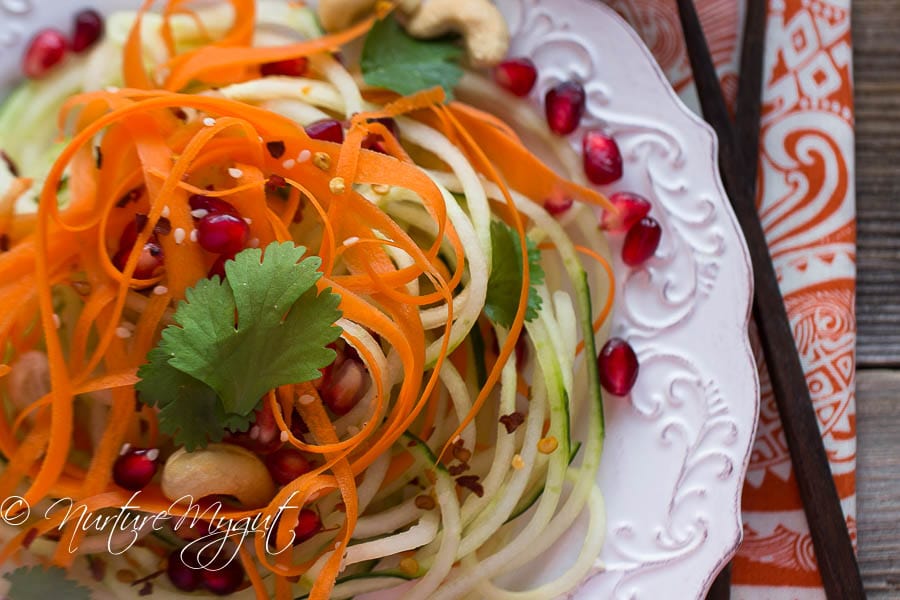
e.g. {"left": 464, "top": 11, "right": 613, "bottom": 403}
{"left": 0, "top": 1, "right": 759, "bottom": 598}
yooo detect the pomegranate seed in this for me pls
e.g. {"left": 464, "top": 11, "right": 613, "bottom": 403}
{"left": 320, "top": 358, "right": 367, "bottom": 416}
{"left": 265, "top": 447, "right": 312, "bottom": 485}
{"left": 197, "top": 213, "right": 249, "bottom": 255}
{"left": 363, "top": 117, "right": 399, "bottom": 154}
{"left": 113, "top": 447, "right": 159, "bottom": 490}
{"left": 582, "top": 130, "right": 623, "bottom": 185}
{"left": 600, "top": 192, "right": 651, "bottom": 232}
{"left": 189, "top": 195, "right": 240, "bottom": 217}
{"left": 227, "top": 403, "right": 282, "bottom": 454}
{"left": 201, "top": 559, "right": 245, "bottom": 595}
{"left": 305, "top": 119, "right": 344, "bottom": 143}
{"left": 293, "top": 509, "right": 322, "bottom": 544}
{"left": 597, "top": 338, "right": 639, "bottom": 396}
{"left": 545, "top": 80, "right": 585, "bottom": 135}
{"left": 261, "top": 57, "right": 308, "bottom": 77}
{"left": 622, "top": 217, "right": 661, "bottom": 266}
{"left": 23, "top": 29, "right": 68, "bottom": 79}
{"left": 494, "top": 58, "right": 538, "bottom": 96}
{"left": 167, "top": 550, "right": 203, "bottom": 592}
{"left": 114, "top": 222, "right": 164, "bottom": 279}
{"left": 543, "top": 192, "right": 574, "bottom": 216}
{"left": 72, "top": 9, "right": 103, "bottom": 53}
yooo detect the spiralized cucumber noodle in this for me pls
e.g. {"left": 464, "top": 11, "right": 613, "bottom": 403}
{"left": 0, "top": 1, "right": 617, "bottom": 599}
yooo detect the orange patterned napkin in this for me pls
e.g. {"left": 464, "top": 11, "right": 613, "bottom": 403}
{"left": 609, "top": 0, "right": 856, "bottom": 597}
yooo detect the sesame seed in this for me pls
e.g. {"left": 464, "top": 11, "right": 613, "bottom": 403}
{"left": 249, "top": 237, "right": 260, "bottom": 248}
{"left": 371, "top": 183, "right": 390, "bottom": 195}
{"left": 282, "top": 159, "right": 296, "bottom": 169}
{"left": 342, "top": 236, "right": 360, "bottom": 247}
{"left": 537, "top": 436, "right": 559, "bottom": 454}
{"left": 203, "top": 117, "right": 216, "bottom": 127}
{"left": 297, "top": 149, "right": 311, "bottom": 163}
{"left": 280, "top": 430, "right": 289, "bottom": 442}
{"left": 120, "top": 443, "right": 131, "bottom": 456}
{"left": 298, "top": 394, "right": 315, "bottom": 405}
{"left": 228, "top": 167, "right": 243, "bottom": 179}
{"left": 161, "top": 205, "right": 171, "bottom": 218}
{"left": 153, "top": 285, "right": 169, "bottom": 296}
{"left": 511, "top": 454, "right": 525, "bottom": 470}
{"left": 244, "top": 217, "right": 252, "bottom": 225}
{"left": 190, "top": 208, "right": 209, "bottom": 219}
{"left": 329, "top": 177, "right": 346, "bottom": 194}
{"left": 189, "top": 229, "right": 198, "bottom": 243}
{"left": 52, "top": 313, "right": 61, "bottom": 329}
{"left": 173, "top": 228, "right": 186, "bottom": 244}
{"left": 145, "top": 448, "right": 160, "bottom": 461}
{"left": 115, "top": 327, "right": 132, "bottom": 339}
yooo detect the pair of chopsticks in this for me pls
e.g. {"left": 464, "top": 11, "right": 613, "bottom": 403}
{"left": 672, "top": 1, "right": 866, "bottom": 599}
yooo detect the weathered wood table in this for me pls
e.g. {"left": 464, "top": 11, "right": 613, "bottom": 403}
{"left": 852, "top": 0, "right": 900, "bottom": 596}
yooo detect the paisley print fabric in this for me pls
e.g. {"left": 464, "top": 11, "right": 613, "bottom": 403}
{"left": 609, "top": 0, "right": 856, "bottom": 596}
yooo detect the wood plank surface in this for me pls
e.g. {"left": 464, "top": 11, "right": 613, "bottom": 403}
{"left": 854, "top": 0, "right": 900, "bottom": 366}
{"left": 856, "top": 370, "right": 900, "bottom": 597}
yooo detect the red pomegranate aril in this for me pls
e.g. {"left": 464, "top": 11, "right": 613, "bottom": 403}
{"left": 113, "top": 447, "right": 159, "bottom": 491}
{"left": 321, "top": 358, "right": 367, "bottom": 416}
{"left": 363, "top": 117, "right": 399, "bottom": 154}
{"left": 600, "top": 192, "right": 651, "bottom": 232}
{"left": 494, "top": 57, "right": 538, "bottom": 97}
{"left": 23, "top": 29, "right": 68, "bottom": 79}
{"left": 265, "top": 447, "right": 312, "bottom": 486}
{"left": 582, "top": 129, "right": 623, "bottom": 185}
{"left": 114, "top": 223, "right": 164, "bottom": 279}
{"left": 293, "top": 509, "right": 322, "bottom": 544}
{"left": 167, "top": 550, "right": 203, "bottom": 592}
{"left": 597, "top": 338, "right": 639, "bottom": 396}
{"left": 260, "top": 57, "right": 308, "bottom": 77}
{"left": 543, "top": 192, "right": 574, "bottom": 216}
{"left": 622, "top": 216, "right": 662, "bottom": 266}
{"left": 201, "top": 560, "right": 245, "bottom": 596}
{"left": 545, "top": 80, "right": 585, "bottom": 135}
{"left": 72, "top": 9, "right": 104, "bottom": 53}
{"left": 305, "top": 119, "right": 344, "bottom": 143}
{"left": 189, "top": 195, "right": 240, "bottom": 217}
{"left": 228, "top": 403, "right": 281, "bottom": 454}
{"left": 197, "top": 213, "right": 249, "bottom": 255}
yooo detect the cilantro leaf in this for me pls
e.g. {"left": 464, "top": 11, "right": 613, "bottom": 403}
{"left": 136, "top": 242, "right": 342, "bottom": 448}
{"left": 484, "top": 221, "right": 545, "bottom": 328}
{"left": 137, "top": 348, "right": 252, "bottom": 450}
{"left": 5, "top": 566, "right": 93, "bottom": 600}
{"left": 361, "top": 16, "right": 463, "bottom": 99}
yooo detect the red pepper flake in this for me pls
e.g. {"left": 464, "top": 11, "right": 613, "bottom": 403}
{"left": 0, "top": 234, "right": 9, "bottom": 252}
{"left": 0, "top": 150, "right": 19, "bottom": 177}
{"left": 22, "top": 527, "right": 38, "bottom": 548}
{"left": 154, "top": 217, "right": 172, "bottom": 236}
{"left": 455, "top": 475, "right": 484, "bottom": 497}
{"left": 448, "top": 463, "right": 469, "bottom": 476}
{"left": 499, "top": 412, "right": 526, "bottom": 434}
{"left": 116, "top": 188, "right": 142, "bottom": 208}
{"left": 266, "top": 141, "right": 286, "bottom": 159}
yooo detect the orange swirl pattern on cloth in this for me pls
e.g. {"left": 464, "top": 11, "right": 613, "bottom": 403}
{"left": 609, "top": 0, "right": 856, "bottom": 596}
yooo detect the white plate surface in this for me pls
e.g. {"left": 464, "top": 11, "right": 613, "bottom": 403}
{"left": 0, "top": 1, "right": 759, "bottom": 598}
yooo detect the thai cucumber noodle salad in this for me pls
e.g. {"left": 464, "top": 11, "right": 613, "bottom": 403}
{"left": 0, "top": 0, "right": 654, "bottom": 598}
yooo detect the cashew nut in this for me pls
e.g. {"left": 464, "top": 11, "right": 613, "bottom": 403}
{"left": 8, "top": 351, "right": 50, "bottom": 411}
{"left": 161, "top": 443, "right": 276, "bottom": 508}
{"left": 403, "top": 0, "right": 509, "bottom": 68}
{"left": 316, "top": 0, "right": 509, "bottom": 67}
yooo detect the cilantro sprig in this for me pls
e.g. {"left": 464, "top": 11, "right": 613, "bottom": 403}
{"left": 137, "top": 242, "right": 342, "bottom": 450}
{"left": 361, "top": 15, "right": 463, "bottom": 99}
{"left": 4, "top": 566, "right": 93, "bottom": 600}
{"left": 484, "top": 220, "right": 545, "bottom": 328}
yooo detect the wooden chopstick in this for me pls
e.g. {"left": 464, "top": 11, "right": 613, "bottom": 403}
{"left": 674, "top": 1, "right": 866, "bottom": 599}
